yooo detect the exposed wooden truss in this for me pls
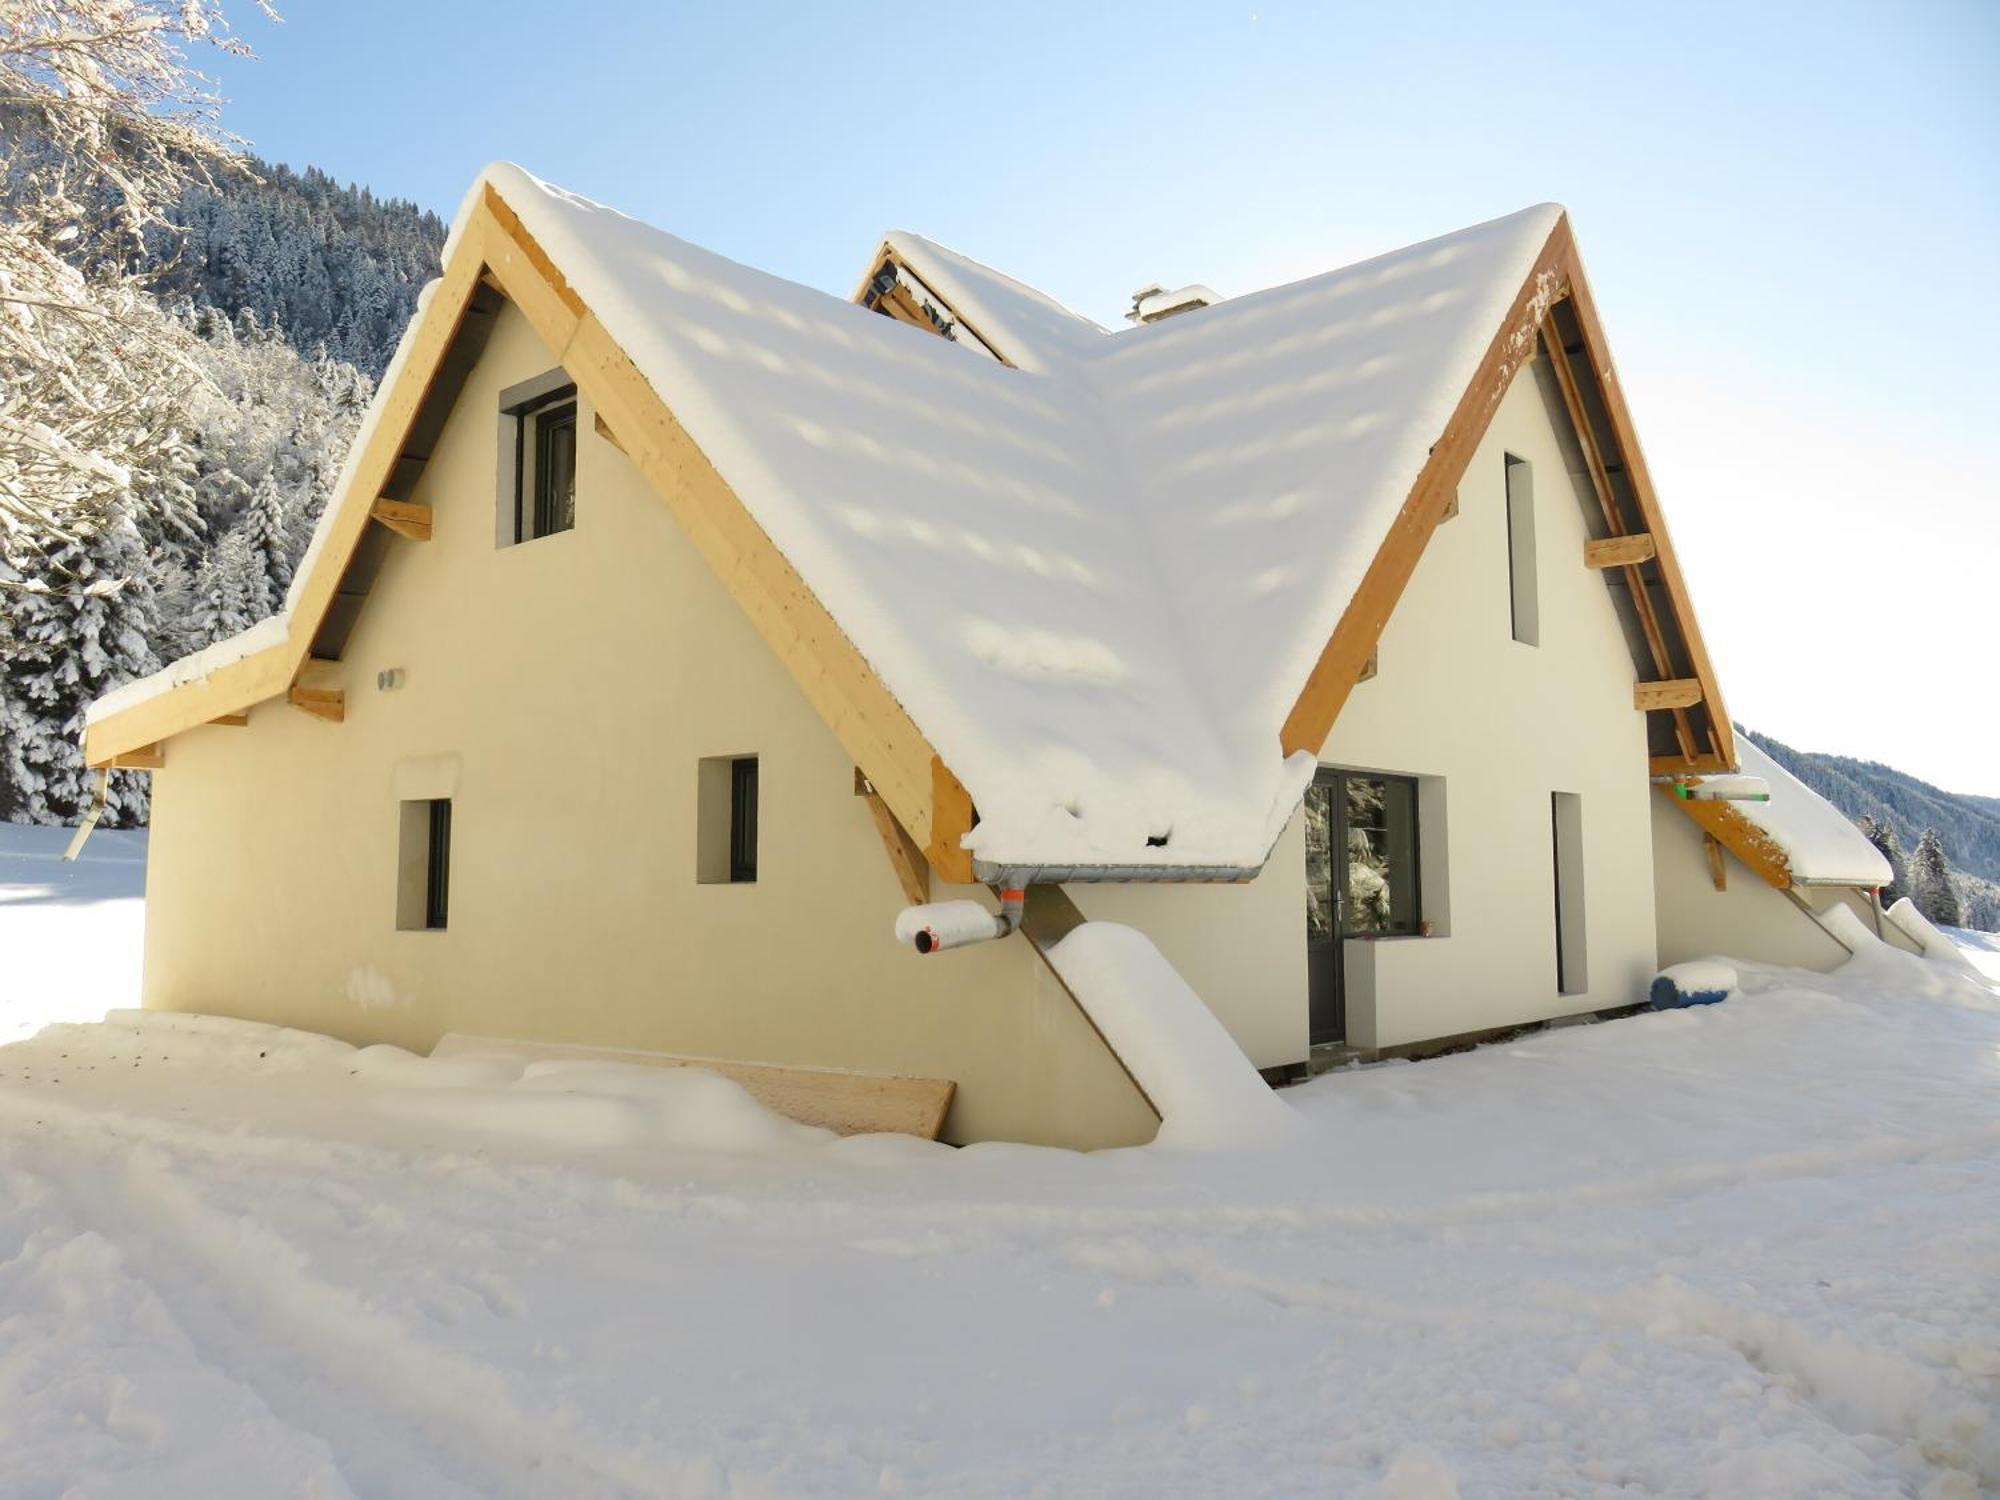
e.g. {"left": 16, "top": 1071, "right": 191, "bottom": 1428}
{"left": 1704, "top": 833, "right": 1728, "bottom": 892}
{"left": 1671, "top": 788, "right": 1794, "bottom": 889}
{"left": 110, "top": 743, "right": 165, "bottom": 769}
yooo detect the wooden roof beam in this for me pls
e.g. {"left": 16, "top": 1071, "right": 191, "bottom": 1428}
{"left": 370, "top": 499, "right": 433, "bottom": 541}
{"left": 287, "top": 678, "right": 345, "bottom": 723}
{"left": 857, "top": 769, "right": 930, "bottom": 907}
{"left": 1584, "top": 532, "right": 1655, "bottom": 569}
{"left": 1635, "top": 678, "right": 1703, "bottom": 712}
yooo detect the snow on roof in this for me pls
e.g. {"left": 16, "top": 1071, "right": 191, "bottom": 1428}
{"left": 1730, "top": 737, "right": 1891, "bottom": 887}
{"left": 880, "top": 230, "right": 1112, "bottom": 373}
{"left": 94, "top": 165, "right": 1566, "bottom": 875}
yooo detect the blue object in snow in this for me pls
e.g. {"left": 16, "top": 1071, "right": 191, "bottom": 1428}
{"left": 1649, "top": 960, "right": 1738, "bottom": 1010}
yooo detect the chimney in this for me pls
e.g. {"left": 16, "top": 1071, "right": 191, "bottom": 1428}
{"left": 1125, "top": 283, "right": 1222, "bottom": 325}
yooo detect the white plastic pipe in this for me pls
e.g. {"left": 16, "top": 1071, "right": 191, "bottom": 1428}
{"left": 894, "top": 887, "right": 1027, "bottom": 954}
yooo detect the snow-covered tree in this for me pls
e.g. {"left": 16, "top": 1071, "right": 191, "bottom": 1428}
{"left": 1, "top": 0, "right": 269, "bottom": 542}
{"left": 1858, "top": 814, "right": 1909, "bottom": 906}
{"left": 0, "top": 508, "right": 160, "bottom": 824}
{"left": 1907, "top": 828, "right": 1963, "bottom": 929}
{"left": 1965, "top": 884, "right": 2000, "bottom": 934}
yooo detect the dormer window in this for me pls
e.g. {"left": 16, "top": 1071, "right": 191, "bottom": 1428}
{"left": 497, "top": 370, "right": 578, "bottom": 545}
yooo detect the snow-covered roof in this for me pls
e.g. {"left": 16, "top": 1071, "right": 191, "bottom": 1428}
{"left": 93, "top": 165, "right": 1573, "bottom": 875}
{"left": 468, "top": 168, "right": 1565, "bottom": 870}
{"left": 1727, "top": 738, "right": 1892, "bottom": 887}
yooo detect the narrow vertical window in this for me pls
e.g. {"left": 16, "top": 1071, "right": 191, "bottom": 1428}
{"left": 698, "top": 754, "right": 759, "bottom": 885}
{"left": 1551, "top": 792, "right": 1586, "bottom": 993}
{"left": 729, "top": 757, "right": 759, "bottom": 884}
{"left": 398, "top": 796, "right": 452, "bottom": 930}
{"left": 425, "top": 798, "right": 452, "bottom": 929}
{"left": 1505, "top": 453, "right": 1539, "bottom": 646}
{"left": 498, "top": 374, "right": 578, "bottom": 545}
{"left": 532, "top": 400, "right": 577, "bottom": 538}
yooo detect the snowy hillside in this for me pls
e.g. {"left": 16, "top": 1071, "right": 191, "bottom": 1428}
{"left": 1, "top": 824, "right": 1995, "bottom": 1496}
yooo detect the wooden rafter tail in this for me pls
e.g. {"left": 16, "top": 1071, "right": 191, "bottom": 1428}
{"left": 1634, "top": 679, "right": 1703, "bottom": 712}
{"left": 1703, "top": 832, "right": 1728, "bottom": 891}
{"left": 1650, "top": 753, "right": 1732, "bottom": 777}
{"left": 287, "top": 685, "right": 345, "bottom": 723}
{"left": 1583, "top": 533, "right": 1655, "bottom": 568}
{"left": 210, "top": 713, "right": 250, "bottom": 727}
{"left": 370, "top": 498, "right": 433, "bottom": 541}
{"left": 1278, "top": 213, "right": 1573, "bottom": 759}
{"left": 109, "top": 743, "right": 165, "bottom": 770}
{"left": 476, "top": 191, "right": 976, "bottom": 883}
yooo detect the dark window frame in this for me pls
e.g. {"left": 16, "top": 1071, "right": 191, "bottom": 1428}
{"left": 728, "top": 757, "right": 758, "bottom": 883}
{"left": 1308, "top": 768, "right": 1423, "bottom": 941}
{"left": 425, "top": 797, "right": 452, "bottom": 930}
{"left": 508, "top": 383, "right": 578, "bottom": 543}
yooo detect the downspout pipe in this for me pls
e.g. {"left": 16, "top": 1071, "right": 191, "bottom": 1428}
{"left": 898, "top": 857, "right": 1259, "bottom": 956}
{"left": 898, "top": 879, "right": 1028, "bottom": 954}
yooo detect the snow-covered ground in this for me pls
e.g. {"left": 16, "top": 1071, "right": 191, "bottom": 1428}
{"left": 1, "top": 824, "right": 1996, "bottom": 1498}
{"left": 0, "top": 823, "right": 147, "bottom": 1043}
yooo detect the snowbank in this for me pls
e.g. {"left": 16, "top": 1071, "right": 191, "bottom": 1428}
{"left": 1883, "top": 896, "right": 1979, "bottom": 970}
{"left": 3, "top": 925, "right": 1997, "bottom": 1496}
{"left": 1043, "top": 922, "right": 1303, "bottom": 1149}
{"left": 0, "top": 823, "right": 146, "bottom": 1041}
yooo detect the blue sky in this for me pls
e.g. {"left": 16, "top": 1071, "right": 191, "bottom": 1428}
{"left": 210, "top": 2, "right": 1997, "bottom": 791}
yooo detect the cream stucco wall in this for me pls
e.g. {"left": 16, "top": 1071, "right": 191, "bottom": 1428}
{"left": 1080, "top": 359, "right": 1666, "bottom": 1055}
{"left": 142, "top": 302, "right": 1162, "bottom": 1149}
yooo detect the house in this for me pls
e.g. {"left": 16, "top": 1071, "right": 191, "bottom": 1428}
{"left": 82, "top": 165, "right": 1897, "bottom": 1148}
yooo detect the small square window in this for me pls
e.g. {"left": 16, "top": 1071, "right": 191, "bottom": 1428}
{"left": 397, "top": 797, "right": 452, "bottom": 930}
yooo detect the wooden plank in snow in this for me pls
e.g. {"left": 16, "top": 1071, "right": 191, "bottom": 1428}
{"left": 431, "top": 1034, "right": 955, "bottom": 1139}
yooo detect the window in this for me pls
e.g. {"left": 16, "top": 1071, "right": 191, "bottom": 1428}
{"left": 697, "top": 754, "right": 759, "bottom": 884}
{"left": 1551, "top": 792, "right": 1587, "bottom": 993}
{"left": 1305, "top": 770, "right": 1421, "bottom": 939}
{"left": 729, "top": 757, "right": 758, "bottom": 883}
{"left": 397, "top": 797, "right": 452, "bottom": 930}
{"left": 1504, "top": 453, "right": 1538, "bottom": 645}
{"left": 497, "top": 371, "right": 578, "bottom": 545}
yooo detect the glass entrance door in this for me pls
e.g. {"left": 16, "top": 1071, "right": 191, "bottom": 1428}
{"left": 1305, "top": 769, "right": 1422, "bottom": 1046}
